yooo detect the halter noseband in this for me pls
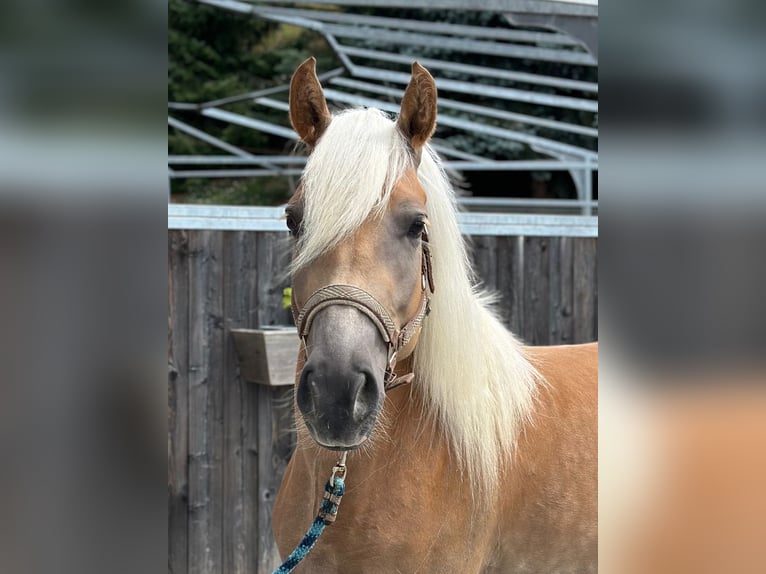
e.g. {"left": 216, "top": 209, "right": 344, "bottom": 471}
{"left": 292, "top": 232, "right": 435, "bottom": 392}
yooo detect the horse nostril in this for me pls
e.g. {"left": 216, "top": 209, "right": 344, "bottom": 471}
{"left": 297, "top": 368, "right": 320, "bottom": 415}
{"left": 353, "top": 370, "right": 378, "bottom": 422}
{"left": 298, "top": 359, "right": 382, "bottom": 432}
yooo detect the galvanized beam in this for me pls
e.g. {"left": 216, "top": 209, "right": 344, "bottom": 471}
{"left": 346, "top": 66, "right": 597, "bottom": 112}
{"left": 324, "top": 23, "right": 596, "bottom": 66}
{"left": 200, "top": 107, "right": 298, "bottom": 140}
{"left": 238, "top": 0, "right": 597, "bottom": 17}
{"left": 169, "top": 116, "right": 256, "bottom": 158}
{"left": 328, "top": 77, "right": 598, "bottom": 137}
{"left": 168, "top": 67, "right": 344, "bottom": 111}
{"left": 168, "top": 161, "right": 598, "bottom": 178}
{"left": 254, "top": 6, "right": 582, "bottom": 45}
{"left": 169, "top": 117, "right": 283, "bottom": 172}
{"left": 168, "top": 204, "right": 598, "bottom": 237}
{"left": 168, "top": 156, "right": 597, "bottom": 171}
{"left": 169, "top": 155, "right": 306, "bottom": 165}
{"left": 501, "top": 0, "right": 598, "bottom": 17}
{"left": 169, "top": 169, "right": 304, "bottom": 178}
{"left": 459, "top": 197, "right": 597, "bottom": 209}
{"left": 336, "top": 46, "right": 597, "bottom": 93}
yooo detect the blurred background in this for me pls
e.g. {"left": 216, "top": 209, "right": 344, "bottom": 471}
{"left": 600, "top": 0, "right": 766, "bottom": 572}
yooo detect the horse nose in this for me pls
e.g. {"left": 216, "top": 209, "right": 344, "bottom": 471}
{"left": 297, "top": 359, "right": 376, "bottom": 421}
{"left": 297, "top": 357, "right": 380, "bottom": 444}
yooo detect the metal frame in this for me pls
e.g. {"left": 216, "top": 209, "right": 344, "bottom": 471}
{"left": 168, "top": 204, "right": 598, "bottom": 237}
{"left": 169, "top": 0, "right": 598, "bottom": 222}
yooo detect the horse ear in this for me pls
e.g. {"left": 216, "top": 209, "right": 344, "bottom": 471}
{"left": 289, "top": 57, "right": 331, "bottom": 147}
{"left": 397, "top": 62, "right": 438, "bottom": 153}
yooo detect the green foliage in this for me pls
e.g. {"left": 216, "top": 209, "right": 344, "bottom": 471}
{"left": 172, "top": 176, "right": 291, "bottom": 206}
{"left": 168, "top": 0, "right": 336, "bottom": 204}
{"left": 169, "top": 0, "right": 269, "bottom": 103}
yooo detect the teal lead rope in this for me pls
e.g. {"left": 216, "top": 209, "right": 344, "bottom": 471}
{"left": 272, "top": 454, "right": 347, "bottom": 574}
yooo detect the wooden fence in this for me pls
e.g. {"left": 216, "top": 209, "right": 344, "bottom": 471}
{"left": 167, "top": 229, "right": 597, "bottom": 574}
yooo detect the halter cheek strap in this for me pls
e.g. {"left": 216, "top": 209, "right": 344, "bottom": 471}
{"left": 292, "top": 234, "right": 434, "bottom": 391}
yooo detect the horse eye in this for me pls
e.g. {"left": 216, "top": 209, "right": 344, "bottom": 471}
{"left": 408, "top": 219, "right": 426, "bottom": 239}
{"left": 285, "top": 213, "right": 302, "bottom": 238}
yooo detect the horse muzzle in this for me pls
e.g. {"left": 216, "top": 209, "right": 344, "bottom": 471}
{"left": 295, "top": 305, "right": 388, "bottom": 449}
{"left": 297, "top": 356, "right": 381, "bottom": 449}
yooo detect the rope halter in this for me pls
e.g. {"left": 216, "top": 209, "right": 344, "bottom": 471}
{"left": 292, "top": 231, "right": 434, "bottom": 391}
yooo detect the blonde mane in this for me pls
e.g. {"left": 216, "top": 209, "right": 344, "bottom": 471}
{"left": 294, "top": 107, "right": 541, "bottom": 495}
{"left": 291, "top": 108, "right": 411, "bottom": 273}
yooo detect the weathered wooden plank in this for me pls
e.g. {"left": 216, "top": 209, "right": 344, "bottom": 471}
{"left": 468, "top": 234, "right": 498, "bottom": 293}
{"left": 256, "top": 385, "right": 281, "bottom": 573}
{"left": 232, "top": 231, "right": 267, "bottom": 574}
{"left": 255, "top": 231, "right": 292, "bottom": 327}
{"left": 168, "top": 230, "right": 189, "bottom": 574}
{"left": 496, "top": 235, "right": 524, "bottom": 339}
{"left": 548, "top": 236, "right": 575, "bottom": 345}
{"left": 522, "top": 236, "right": 551, "bottom": 346}
{"left": 242, "top": 372, "right": 261, "bottom": 573}
{"left": 222, "top": 231, "right": 258, "bottom": 574}
{"left": 254, "top": 384, "right": 297, "bottom": 573}
{"left": 187, "top": 230, "right": 225, "bottom": 574}
{"left": 573, "top": 237, "right": 598, "bottom": 343}
{"left": 547, "top": 236, "right": 563, "bottom": 345}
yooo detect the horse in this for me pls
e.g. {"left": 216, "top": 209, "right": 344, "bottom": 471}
{"left": 272, "top": 57, "right": 597, "bottom": 574}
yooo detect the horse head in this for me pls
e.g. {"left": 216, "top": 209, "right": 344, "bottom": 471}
{"left": 285, "top": 57, "right": 437, "bottom": 450}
